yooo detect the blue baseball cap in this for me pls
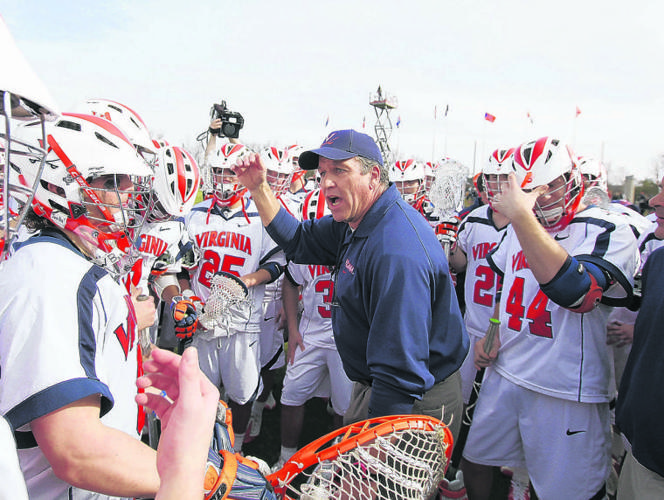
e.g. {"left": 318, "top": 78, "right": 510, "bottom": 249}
{"left": 298, "top": 129, "right": 384, "bottom": 170}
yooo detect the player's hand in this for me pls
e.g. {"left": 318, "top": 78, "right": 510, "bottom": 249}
{"left": 131, "top": 286, "right": 157, "bottom": 331}
{"left": 233, "top": 152, "right": 268, "bottom": 193}
{"left": 606, "top": 320, "right": 634, "bottom": 348}
{"left": 136, "top": 347, "right": 219, "bottom": 498}
{"left": 474, "top": 334, "right": 500, "bottom": 370}
{"left": 171, "top": 294, "right": 200, "bottom": 339}
{"left": 287, "top": 329, "right": 305, "bottom": 365}
{"left": 491, "top": 172, "right": 547, "bottom": 222}
{"left": 435, "top": 215, "right": 460, "bottom": 245}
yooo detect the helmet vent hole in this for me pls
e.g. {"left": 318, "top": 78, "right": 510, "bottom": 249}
{"left": 94, "top": 132, "right": 118, "bottom": 149}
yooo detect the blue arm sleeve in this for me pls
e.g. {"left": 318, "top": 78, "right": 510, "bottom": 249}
{"left": 540, "top": 256, "right": 608, "bottom": 308}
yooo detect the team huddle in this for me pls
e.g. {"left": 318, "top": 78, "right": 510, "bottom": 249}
{"left": 3, "top": 14, "right": 664, "bottom": 500}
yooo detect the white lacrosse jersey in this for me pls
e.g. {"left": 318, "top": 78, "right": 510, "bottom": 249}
{"left": 488, "top": 206, "right": 639, "bottom": 403}
{"left": 285, "top": 263, "right": 337, "bottom": 349}
{"left": 0, "top": 231, "right": 141, "bottom": 500}
{"left": 186, "top": 197, "right": 285, "bottom": 336}
{"left": 120, "top": 218, "right": 191, "bottom": 296}
{"left": 456, "top": 205, "right": 508, "bottom": 337}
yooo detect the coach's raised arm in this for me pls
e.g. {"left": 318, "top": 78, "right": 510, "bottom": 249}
{"left": 235, "top": 129, "right": 468, "bottom": 444}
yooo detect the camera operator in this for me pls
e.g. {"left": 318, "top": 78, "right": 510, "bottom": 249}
{"left": 205, "top": 117, "right": 240, "bottom": 162}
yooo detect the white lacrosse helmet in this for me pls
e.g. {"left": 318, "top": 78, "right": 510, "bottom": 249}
{"left": 512, "top": 137, "right": 584, "bottom": 231}
{"left": 1, "top": 16, "right": 60, "bottom": 258}
{"left": 16, "top": 112, "right": 152, "bottom": 270}
{"left": 423, "top": 161, "right": 440, "bottom": 192}
{"left": 483, "top": 147, "right": 515, "bottom": 204}
{"left": 286, "top": 144, "right": 304, "bottom": 168}
{"left": 210, "top": 143, "right": 250, "bottom": 207}
{"left": 76, "top": 98, "right": 156, "bottom": 165}
{"left": 301, "top": 188, "right": 331, "bottom": 220}
{"left": 577, "top": 155, "right": 608, "bottom": 193}
{"left": 261, "top": 146, "right": 294, "bottom": 197}
{"left": 152, "top": 138, "right": 170, "bottom": 150}
{"left": 149, "top": 145, "right": 200, "bottom": 222}
{"left": 389, "top": 159, "right": 426, "bottom": 203}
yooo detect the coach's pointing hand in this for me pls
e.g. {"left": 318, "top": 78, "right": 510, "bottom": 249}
{"left": 234, "top": 152, "right": 268, "bottom": 192}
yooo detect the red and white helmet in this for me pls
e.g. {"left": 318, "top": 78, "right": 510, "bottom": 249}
{"left": 209, "top": 143, "right": 250, "bottom": 207}
{"left": 261, "top": 146, "right": 294, "bottom": 197}
{"left": 15, "top": 112, "right": 152, "bottom": 270}
{"left": 301, "top": 188, "right": 331, "bottom": 221}
{"left": 76, "top": 98, "right": 156, "bottom": 165}
{"left": 286, "top": 144, "right": 304, "bottom": 169}
{"left": 152, "top": 138, "right": 170, "bottom": 150}
{"left": 512, "top": 137, "right": 584, "bottom": 231}
{"left": 483, "top": 147, "right": 515, "bottom": 204}
{"left": 1, "top": 16, "right": 60, "bottom": 258}
{"left": 149, "top": 145, "right": 200, "bottom": 221}
{"left": 577, "top": 155, "right": 608, "bottom": 193}
{"left": 389, "top": 159, "right": 426, "bottom": 203}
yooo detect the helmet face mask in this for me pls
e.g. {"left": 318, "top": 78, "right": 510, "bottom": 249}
{"left": 483, "top": 147, "right": 515, "bottom": 207}
{"left": 1, "top": 17, "right": 60, "bottom": 258}
{"left": 16, "top": 113, "right": 152, "bottom": 272}
{"left": 205, "top": 143, "right": 249, "bottom": 205}
{"left": 262, "top": 147, "right": 294, "bottom": 197}
{"left": 513, "top": 137, "right": 583, "bottom": 232}
{"left": 211, "top": 166, "right": 245, "bottom": 206}
{"left": 389, "top": 159, "right": 425, "bottom": 204}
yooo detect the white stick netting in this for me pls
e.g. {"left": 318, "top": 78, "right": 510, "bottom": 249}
{"left": 284, "top": 424, "right": 449, "bottom": 500}
{"left": 428, "top": 160, "right": 469, "bottom": 219}
{"left": 198, "top": 273, "right": 251, "bottom": 331}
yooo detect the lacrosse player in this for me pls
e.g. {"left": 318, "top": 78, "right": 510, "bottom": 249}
{"left": 234, "top": 129, "right": 467, "bottom": 443}
{"left": 182, "top": 140, "right": 286, "bottom": 453}
{"left": 460, "top": 137, "right": 639, "bottom": 500}
{"left": 0, "top": 107, "right": 163, "bottom": 498}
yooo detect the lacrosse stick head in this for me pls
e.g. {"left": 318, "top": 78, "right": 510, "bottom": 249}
{"left": 428, "top": 159, "right": 469, "bottom": 220}
{"left": 268, "top": 415, "right": 453, "bottom": 500}
{"left": 198, "top": 271, "right": 251, "bottom": 331}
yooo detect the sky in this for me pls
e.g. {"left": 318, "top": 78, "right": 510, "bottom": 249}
{"left": 3, "top": 0, "right": 664, "bottom": 182}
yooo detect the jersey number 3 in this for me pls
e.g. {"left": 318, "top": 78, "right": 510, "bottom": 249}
{"left": 505, "top": 277, "right": 553, "bottom": 338}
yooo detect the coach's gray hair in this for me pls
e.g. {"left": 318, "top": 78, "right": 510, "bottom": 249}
{"left": 357, "top": 156, "right": 389, "bottom": 186}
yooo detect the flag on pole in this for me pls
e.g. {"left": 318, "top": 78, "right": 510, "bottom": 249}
{"left": 527, "top": 111, "right": 534, "bottom": 125}
{"left": 484, "top": 112, "right": 496, "bottom": 123}
{"left": 324, "top": 114, "right": 329, "bottom": 127}
{"left": 444, "top": 104, "right": 449, "bottom": 117}
{"left": 434, "top": 105, "right": 437, "bottom": 119}
{"left": 362, "top": 116, "right": 366, "bottom": 129}
{"left": 396, "top": 115, "right": 401, "bottom": 128}
{"left": 575, "top": 106, "right": 581, "bottom": 117}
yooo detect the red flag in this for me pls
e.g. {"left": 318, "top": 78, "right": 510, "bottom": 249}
{"left": 484, "top": 112, "right": 496, "bottom": 123}
{"left": 575, "top": 106, "right": 581, "bottom": 117}
{"left": 362, "top": 116, "right": 366, "bottom": 129}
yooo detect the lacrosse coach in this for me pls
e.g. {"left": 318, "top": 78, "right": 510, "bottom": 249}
{"left": 234, "top": 129, "right": 468, "bottom": 441}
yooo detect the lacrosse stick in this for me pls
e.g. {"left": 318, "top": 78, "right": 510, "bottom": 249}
{"left": 268, "top": 414, "right": 453, "bottom": 500}
{"left": 428, "top": 160, "right": 469, "bottom": 258}
{"left": 450, "top": 317, "right": 500, "bottom": 469}
{"left": 198, "top": 271, "right": 251, "bottom": 331}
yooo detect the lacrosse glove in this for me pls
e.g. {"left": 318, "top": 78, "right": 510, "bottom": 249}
{"left": 435, "top": 215, "right": 460, "bottom": 245}
{"left": 171, "top": 290, "right": 203, "bottom": 339}
{"left": 204, "top": 401, "right": 276, "bottom": 500}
